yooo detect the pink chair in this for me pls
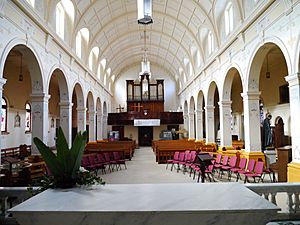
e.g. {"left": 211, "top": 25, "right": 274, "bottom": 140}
{"left": 220, "top": 156, "right": 237, "bottom": 179}
{"left": 214, "top": 155, "right": 229, "bottom": 176}
{"left": 171, "top": 152, "right": 185, "bottom": 172}
{"left": 230, "top": 157, "right": 247, "bottom": 181}
{"left": 244, "top": 161, "right": 264, "bottom": 183}
{"left": 194, "top": 164, "right": 215, "bottom": 182}
{"left": 237, "top": 159, "right": 256, "bottom": 182}
{"left": 213, "top": 154, "right": 222, "bottom": 167}
{"left": 166, "top": 151, "right": 179, "bottom": 170}
{"left": 113, "top": 151, "right": 127, "bottom": 170}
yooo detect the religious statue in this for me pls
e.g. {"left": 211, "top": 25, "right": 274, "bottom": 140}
{"left": 262, "top": 113, "right": 273, "bottom": 150}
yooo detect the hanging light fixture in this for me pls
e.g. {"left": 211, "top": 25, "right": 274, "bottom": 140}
{"left": 139, "top": 28, "right": 151, "bottom": 77}
{"left": 266, "top": 53, "right": 270, "bottom": 79}
{"left": 19, "top": 54, "right": 23, "bottom": 82}
{"left": 137, "top": 0, "right": 153, "bottom": 25}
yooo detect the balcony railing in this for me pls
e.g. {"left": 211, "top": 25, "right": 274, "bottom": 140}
{"left": 246, "top": 182, "right": 300, "bottom": 221}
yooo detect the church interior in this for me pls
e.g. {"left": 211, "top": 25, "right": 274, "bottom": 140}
{"left": 0, "top": 0, "right": 300, "bottom": 224}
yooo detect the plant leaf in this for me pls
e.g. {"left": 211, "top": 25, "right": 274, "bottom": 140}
{"left": 69, "top": 130, "right": 87, "bottom": 178}
{"left": 33, "top": 137, "right": 63, "bottom": 177}
{"left": 56, "top": 127, "right": 69, "bottom": 172}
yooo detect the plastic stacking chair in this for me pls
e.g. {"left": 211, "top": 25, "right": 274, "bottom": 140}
{"left": 230, "top": 157, "right": 247, "bottom": 181}
{"left": 244, "top": 161, "right": 264, "bottom": 183}
{"left": 237, "top": 159, "right": 256, "bottom": 182}
{"left": 166, "top": 151, "right": 179, "bottom": 170}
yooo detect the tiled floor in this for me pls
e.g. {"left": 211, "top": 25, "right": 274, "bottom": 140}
{"left": 100, "top": 146, "right": 275, "bottom": 184}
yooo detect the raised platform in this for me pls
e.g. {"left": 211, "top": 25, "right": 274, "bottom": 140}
{"left": 10, "top": 183, "right": 279, "bottom": 225}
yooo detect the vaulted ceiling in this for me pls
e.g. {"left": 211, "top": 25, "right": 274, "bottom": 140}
{"left": 20, "top": 0, "right": 262, "bottom": 88}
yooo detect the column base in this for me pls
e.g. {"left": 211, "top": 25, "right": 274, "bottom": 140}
{"left": 240, "top": 151, "right": 266, "bottom": 165}
{"left": 287, "top": 162, "right": 300, "bottom": 182}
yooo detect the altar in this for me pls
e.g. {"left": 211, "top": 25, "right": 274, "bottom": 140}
{"left": 10, "top": 183, "right": 279, "bottom": 225}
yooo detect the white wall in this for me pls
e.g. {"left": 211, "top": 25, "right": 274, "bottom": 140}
{"left": 114, "top": 65, "right": 178, "bottom": 112}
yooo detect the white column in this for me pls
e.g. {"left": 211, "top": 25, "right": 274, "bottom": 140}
{"left": 188, "top": 112, "right": 195, "bottom": 139}
{"left": 102, "top": 115, "right": 108, "bottom": 139}
{"left": 183, "top": 113, "right": 189, "bottom": 137}
{"left": 31, "top": 93, "right": 50, "bottom": 155}
{"left": 205, "top": 105, "right": 215, "bottom": 143}
{"left": 195, "top": 109, "right": 203, "bottom": 140}
{"left": 285, "top": 73, "right": 300, "bottom": 163}
{"left": 0, "top": 78, "right": 7, "bottom": 164}
{"left": 88, "top": 110, "right": 96, "bottom": 142}
{"left": 59, "top": 101, "right": 72, "bottom": 147}
{"left": 96, "top": 113, "right": 103, "bottom": 140}
{"left": 219, "top": 100, "right": 232, "bottom": 146}
{"left": 241, "top": 91, "right": 261, "bottom": 152}
{"left": 77, "top": 107, "right": 86, "bottom": 133}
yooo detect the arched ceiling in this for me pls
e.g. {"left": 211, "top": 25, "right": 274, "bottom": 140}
{"left": 72, "top": 0, "right": 218, "bottom": 80}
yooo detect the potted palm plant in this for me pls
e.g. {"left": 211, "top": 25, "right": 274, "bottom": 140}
{"left": 33, "top": 127, "right": 104, "bottom": 189}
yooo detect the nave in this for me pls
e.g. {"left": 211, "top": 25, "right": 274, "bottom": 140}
{"left": 100, "top": 146, "right": 274, "bottom": 184}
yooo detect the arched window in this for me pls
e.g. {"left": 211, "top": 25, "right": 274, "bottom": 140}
{"left": 208, "top": 31, "right": 214, "bottom": 55}
{"left": 104, "top": 73, "right": 107, "bottom": 86}
{"left": 25, "top": 103, "right": 31, "bottom": 132}
{"left": 1, "top": 98, "right": 7, "bottom": 132}
{"left": 225, "top": 2, "right": 234, "bottom": 35}
{"left": 56, "top": 2, "right": 65, "bottom": 39}
{"left": 76, "top": 28, "right": 90, "bottom": 58}
{"left": 88, "top": 47, "right": 100, "bottom": 72}
{"left": 26, "top": 0, "right": 35, "bottom": 7}
{"left": 56, "top": 0, "right": 75, "bottom": 40}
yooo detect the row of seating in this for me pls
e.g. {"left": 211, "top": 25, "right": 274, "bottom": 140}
{"left": 166, "top": 151, "right": 275, "bottom": 183}
{"left": 81, "top": 152, "right": 127, "bottom": 175}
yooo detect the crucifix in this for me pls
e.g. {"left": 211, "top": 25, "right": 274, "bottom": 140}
{"left": 116, "top": 104, "right": 124, "bottom": 113}
{"left": 131, "top": 103, "right": 143, "bottom": 112}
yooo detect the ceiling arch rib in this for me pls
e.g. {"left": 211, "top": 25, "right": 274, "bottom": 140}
{"left": 103, "top": 31, "right": 189, "bottom": 74}
{"left": 113, "top": 53, "right": 178, "bottom": 81}
{"left": 105, "top": 44, "right": 183, "bottom": 78}
{"left": 71, "top": 0, "right": 216, "bottom": 82}
{"left": 87, "top": 11, "right": 202, "bottom": 62}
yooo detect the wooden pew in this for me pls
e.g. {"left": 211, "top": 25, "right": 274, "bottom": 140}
{"left": 153, "top": 139, "right": 197, "bottom": 164}
{"left": 85, "top": 141, "right": 135, "bottom": 160}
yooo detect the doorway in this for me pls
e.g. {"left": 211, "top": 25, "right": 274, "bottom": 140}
{"left": 138, "top": 126, "right": 153, "bottom": 146}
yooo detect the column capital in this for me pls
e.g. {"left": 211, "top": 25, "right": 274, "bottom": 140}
{"left": 241, "top": 91, "right": 261, "bottom": 100}
{"left": 204, "top": 105, "right": 215, "bottom": 110}
{"left": 30, "top": 93, "right": 51, "bottom": 101}
{"left": 218, "top": 100, "right": 232, "bottom": 107}
{"left": 0, "top": 78, "right": 7, "bottom": 89}
{"left": 59, "top": 101, "right": 73, "bottom": 107}
{"left": 285, "top": 72, "right": 300, "bottom": 86}
{"left": 195, "top": 109, "right": 204, "bottom": 113}
{"left": 76, "top": 107, "right": 87, "bottom": 112}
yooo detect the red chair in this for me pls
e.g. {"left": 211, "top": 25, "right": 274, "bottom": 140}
{"left": 230, "top": 157, "right": 247, "bottom": 181}
{"left": 113, "top": 151, "right": 127, "bottom": 170}
{"left": 166, "top": 151, "right": 179, "bottom": 170}
{"left": 214, "top": 155, "right": 229, "bottom": 176}
{"left": 88, "top": 154, "right": 105, "bottom": 175}
{"left": 103, "top": 152, "right": 118, "bottom": 172}
{"left": 219, "top": 156, "right": 237, "bottom": 179}
{"left": 194, "top": 164, "right": 215, "bottom": 182}
{"left": 175, "top": 152, "right": 186, "bottom": 172}
{"left": 178, "top": 151, "right": 191, "bottom": 174}
{"left": 243, "top": 161, "right": 264, "bottom": 183}
{"left": 237, "top": 159, "right": 256, "bottom": 182}
{"left": 96, "top": 153, "right": 109, "bottom": 174}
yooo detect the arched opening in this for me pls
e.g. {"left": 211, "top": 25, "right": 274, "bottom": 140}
{"left": 247, "top": 43, "right": 290, "bottom": 151}
{"left": 196, "top": 91, "right": 205, "bottom": 140}
{"left": 189, "top": 97, "right": 196, "bottom": 139}
{"left": 86, "top": 92, "right": 95, "bottom": 142}
{"left": 206, "top": 81, "right": 220, "bottom": 143}
{"left": 102, "top": 101, "right": 108, "bottom": 139}
{"left": 96, "top": 98, "right": 102, "bottom": 140}
{"left": 2, "top": 44, "right": 44, "bottom": 154}
{"left": 71, "top": 83, "right": 85, "bottom": 142}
